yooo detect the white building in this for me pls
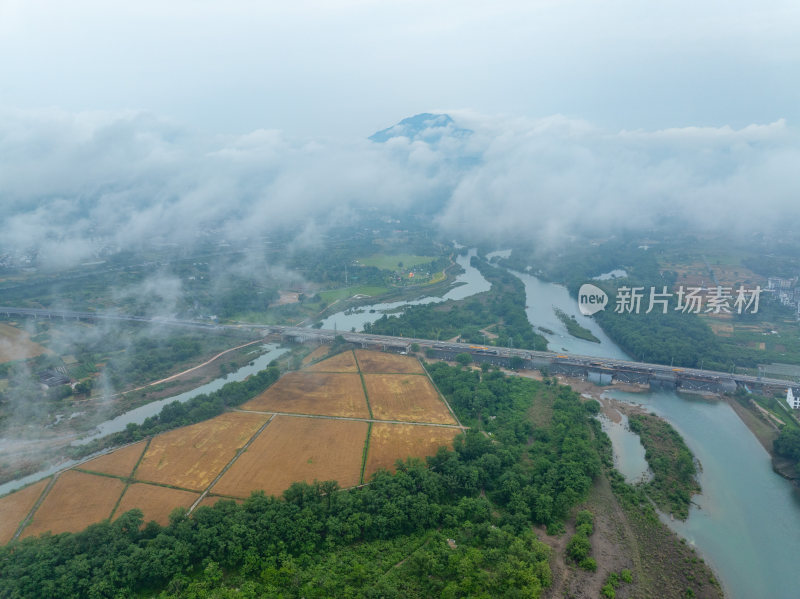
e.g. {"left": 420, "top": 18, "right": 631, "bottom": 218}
{"left": 787, "top": 388, "right": 800, "bottom": 410}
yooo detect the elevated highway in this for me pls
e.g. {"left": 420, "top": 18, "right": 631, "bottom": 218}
{"left": 2, "top": 306, "right": 798, "bottom": 398}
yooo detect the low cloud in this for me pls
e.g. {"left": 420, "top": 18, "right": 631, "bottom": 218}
{"left": 1, "top": 107, "right": 798, "bottom": 266}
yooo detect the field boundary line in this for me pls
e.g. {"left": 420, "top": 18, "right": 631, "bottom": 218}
{"left": 359, "top": 422, "right": 373, "bottom": 484}
{"left": 353, "top": 350, "right": 375, "bottom": 419}
{"left": 420, "top": 359, "right": 463, "bottom": 428}
{"left": 129, "top": 437, "right": 152, "bottom": 479}
{"left": 188, "top": 414, "right": 276, "bottom": 514}
{"left": 11, "top": 474, "right": 59, "bottom": 542}
{"left": 233, "top": 409, "right": 467, "bottom": 429}
{"left": 108, "top": 481, "right": 132, "bottom": 521}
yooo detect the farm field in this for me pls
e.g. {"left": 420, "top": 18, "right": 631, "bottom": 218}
{"left": 302, "top": 345, "right": 330, "bottom": 365}
{"left": 1, "top": 349, "right": 464, "bottom": 545}
{"left": 135, "top": 412, "right": 268, "bottom": 491}
{"left": 354, "top": 349, "right": 424, "bottom": 374}
{"left": 364, "top": 423, "right": 459, "bottom": 479}
{"left": 0, "top": 323, "right": 48, "bottom": 363}
{"left": 241, "top": 372, "right": 369, "bottom": 418}
{"left": 22, "top": 471, "right": 125, "bottom": 538}
{"left": 364, "top": 374, "right": 457, "bottom": 424}
{"left": 79, "top": 441, "right": 147, "bottom": 477}
{"left": 306, "top": 349, "right": 358, "bottom": 372}
{"left": 0, "top": 478, "right": 50, "bottom": 544}
{"left": 114, "top": 483, "right": 199, "bottom": 526}
{"left": 212, "top": 416, "right": 368, "bottom": 498}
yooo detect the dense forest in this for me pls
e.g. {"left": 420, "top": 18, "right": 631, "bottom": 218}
{"left": 0, "top": 362, "right": 603, "bottom": 598}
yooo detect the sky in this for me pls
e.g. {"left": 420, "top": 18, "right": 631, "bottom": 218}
{"left": 1, "top": 0, "right": 798, "bottom": 137}
{"left": 1, "top": 0, "right": 799, "bottom": 264}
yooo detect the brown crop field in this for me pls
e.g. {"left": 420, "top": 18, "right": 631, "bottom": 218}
{"left": 241, "top": 372, "right": 369, "bottom": 418}
{"left": 364, "top": 374, "right": 456, "bottom": 424}
{"left": 213, "top": 416, "right": 367, "bottom": 498}
{"left": 302, "top": 345, "right": 330, "bottom": 365}
{"left": 306, "top": 350, "right": 358, "bottom": 372}
{"left": 354, "top": 350, "right": 424, "bottom": 374}
{"left": 114, "top": 483, "right": 199, "bottom": 526}
{"left": 364, "top": 423, "right": 460, "bottom": 479}
{"left": 135, "top": 412, "right": 268, "bottom": 491}
{"left": 22, "top": 471, "right": 125, "bottom": 538}
{"left": 0, "top": 478, "right": 50, "bottom": 544}
{"left": 0, "top": 323, "right": 48, "bottom": 363}
{"left": 79, "top": 441, "right": 147, "bottom": 477}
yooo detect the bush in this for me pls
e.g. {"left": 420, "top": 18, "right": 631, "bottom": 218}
{"left": 601, "top": 583, "right": 616, "bottom": 598}
{"left": 566, "top": 533, "right": 591, "bottom": 562}
{"left": 579, "top": 557, "right": 597, "bottom": 572}
{"left": 621, "top": 569, "right": 633, "bottom": 583}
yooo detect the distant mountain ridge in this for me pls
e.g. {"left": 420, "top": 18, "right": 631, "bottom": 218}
{"left": 369, "top": 113, "right": 472, "bottom": 143}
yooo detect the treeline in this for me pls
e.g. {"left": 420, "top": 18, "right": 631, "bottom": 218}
{"left": 0, "top": 363, "right": 604, "bottom": 598}
{"left": 774, "top": 428, "right": 800, "bottom": 474}
{"left": 69, "top": 365, "right": 281, "bottom": 460}
{"left": 365, "top": 258, "right": 548, "bottom": 350}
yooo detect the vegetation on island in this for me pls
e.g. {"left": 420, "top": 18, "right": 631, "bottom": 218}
{"left": 627, "top": 413, "right": 700, "bottom": 520}
{"left": 554, "top": 307, "right": 600, "bottom": 343}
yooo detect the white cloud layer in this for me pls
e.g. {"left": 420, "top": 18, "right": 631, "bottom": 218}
{"left": 1, "top": 108, "right": 798, "bottom": 267}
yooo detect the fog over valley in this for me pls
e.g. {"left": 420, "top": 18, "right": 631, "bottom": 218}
{"left": 2, "top": 109, "right": 799, "bottom": 269}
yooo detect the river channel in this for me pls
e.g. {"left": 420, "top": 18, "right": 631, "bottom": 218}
{"left": 5, "top": 250, "right": 800, "bottom": 597}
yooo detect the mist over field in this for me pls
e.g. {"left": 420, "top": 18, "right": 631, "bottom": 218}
{"left": 2, "top": 108, "right": 799, "bottom": 269}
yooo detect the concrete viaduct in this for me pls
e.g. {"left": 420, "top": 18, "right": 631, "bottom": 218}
{"left": 2, "top": 306, "right": 798, "bottom": 399}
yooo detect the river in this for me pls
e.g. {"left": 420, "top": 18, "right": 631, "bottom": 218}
{"left": 318, "top": 248, "right": 491, "bottom": 332}
{"left": 604, "top": 389, "right": 800, "bottom": 599}
{"left": 0, "top": 343, "right": 289, "bottom": 497}
{"left": 501, "top": 260, "right": 800, "bottom": 598}
{"left": 5, "top": 250, "right": 800, "bottom": 597}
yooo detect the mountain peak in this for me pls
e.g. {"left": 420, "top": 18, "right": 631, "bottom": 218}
{"left": 369, "top": 113, "right": 470, "bottom": 143}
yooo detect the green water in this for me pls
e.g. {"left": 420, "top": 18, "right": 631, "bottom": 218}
{"left": 608, "top": 389, "right": 800, "bottom": 599}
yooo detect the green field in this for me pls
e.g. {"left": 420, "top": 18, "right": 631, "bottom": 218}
{"left": 357, "top": 254, "right": 434, "bottom": 271}
{"left": 319, "top": 285, "right": 389, "bottom": 303}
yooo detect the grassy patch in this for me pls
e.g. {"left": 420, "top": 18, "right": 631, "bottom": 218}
{"left": 318, "top": 285, "right": 389, "bottom": 303}
{"left": 357, "top": 254, "right": 434, "bottom": 271}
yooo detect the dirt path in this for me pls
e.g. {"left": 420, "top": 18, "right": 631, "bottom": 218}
{"left": 106, "top": 338, "right": 266, "bottom": 398}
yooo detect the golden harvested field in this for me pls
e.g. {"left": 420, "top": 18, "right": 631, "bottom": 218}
{"left": 0, "top": 323, "right": 48, "bottom": 363}
{"left": 364, "top": 374, "right": 456, "bottom": 424}
{"left": 0, "top": 478, "right": 50, "bottom": 544}
{"left": 115, "top": 483, "right": 199, "bottom": 526}
{"left": 22, "top": 471, "right": 125, "bottom": 539}
{"left": 355, "top": 350, "right": 424, "bottom": 374}
{"left": 213, "top": 416, "right": 367, "bottom": 498}
{"left": 307, "top": 350, "right": 359, "bottom": 372}
{"left": 302, "top": 345, "right": 330, "bottom": 365}
{"left": 135, "top": 412, "right": 268, "bottom": 491}
{"left": 241, "top": 372, "right": 369, "bottom": 418}
{"left": 79, "top": 441, "right": 147, "bottom": 477}
{"left": 364, "top": 423, "right": 459, "bottom": 479}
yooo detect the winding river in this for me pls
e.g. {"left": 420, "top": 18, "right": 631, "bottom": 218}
{"left": 503, "top": 260, "right": 800, "bottom": 598}
{"left": 5, "top": 249, "right": 800, "bottom": 597}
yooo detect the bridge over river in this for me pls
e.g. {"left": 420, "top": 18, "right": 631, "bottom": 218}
{"left": 2, "top": 306, "right": 798, "bottom": 399}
